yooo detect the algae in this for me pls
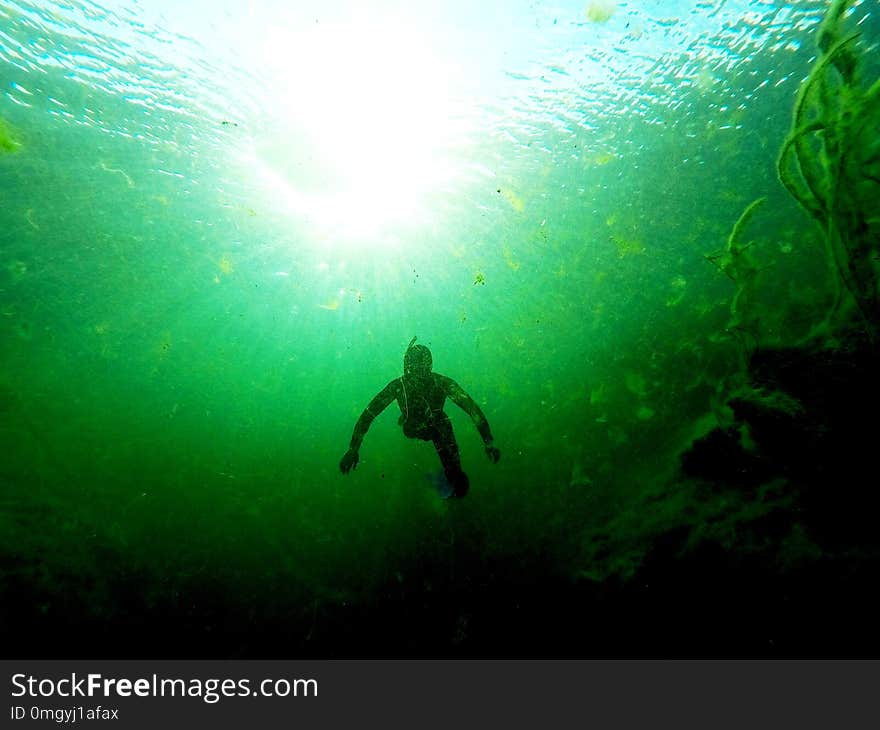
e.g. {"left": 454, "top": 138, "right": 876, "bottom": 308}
{"left": 0, "top": 117, "right": 21, "bottom": 153}
{"left": 681, "top": 0, "right": 880, "bottom": 600}
{"left": 776, "top": 0, "right": 880, "bottom": 338}
{"left": 707, "top": 197, "right": 767, "bottom": 338}
{"left": 711, "top": 0, "right": 879, "bottom": 344}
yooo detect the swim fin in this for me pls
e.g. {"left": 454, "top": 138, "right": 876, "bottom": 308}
{"left": 426, "top": 470, "right": 454, "bottom": 499}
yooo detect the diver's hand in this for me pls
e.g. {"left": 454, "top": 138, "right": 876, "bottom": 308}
{"left": 339, "top": 448, "right": 359, "bottom": 474}
{"left": 485, "top": 443, "right": 501, "bottom": 463}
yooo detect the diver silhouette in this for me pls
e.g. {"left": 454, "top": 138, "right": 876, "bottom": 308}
{"left": 339, "top": 337, "right": 500, "bottom": 498}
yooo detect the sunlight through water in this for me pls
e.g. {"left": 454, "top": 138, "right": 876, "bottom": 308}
{"left": 239, "top": 17, "right": 469, "bottom": 244}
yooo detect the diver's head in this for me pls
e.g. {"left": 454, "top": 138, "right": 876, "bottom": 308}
{"left": 404, "top": 336, "right": 432, "bottom": 377}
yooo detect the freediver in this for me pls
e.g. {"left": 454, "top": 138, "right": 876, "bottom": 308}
{"left": 339, "top": 337, "right": 500, "bottom": 498}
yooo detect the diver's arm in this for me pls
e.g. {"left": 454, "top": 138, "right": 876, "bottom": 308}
{"left": 340, "top": 380, "right": 398, "bottom": 474}
{"left": 443, "top": 376, "right": 500, "bottom": 462}
{"left": 350, "top": 380, "right": 398, "bottom": 450}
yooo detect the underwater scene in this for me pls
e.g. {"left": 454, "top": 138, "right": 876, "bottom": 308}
{"left": 1, "top": 0, "right": 879, "bottom": 657}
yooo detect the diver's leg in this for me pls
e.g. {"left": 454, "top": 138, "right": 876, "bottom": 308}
{"left": 432, "top": 417, "right": 469, "bottom": 498}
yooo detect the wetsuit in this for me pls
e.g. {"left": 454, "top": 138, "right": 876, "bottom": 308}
{"left": 346, "top": 373, "right": 495, "bottom": 497}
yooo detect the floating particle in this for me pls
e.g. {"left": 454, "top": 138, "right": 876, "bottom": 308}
{"left": 218, "top": 255, "right": 234, "bottom": 275}
{"left": 499, "top": 188, "right": 525, "bottom": 212}
{"left": 0, "top": 118, "right": 20, "bottom": 153}
{"left": 586, "top": 0, "right": 616, "bottom": 23}
{"left": 625, "top": 372, "right": 647, "bottom": 398}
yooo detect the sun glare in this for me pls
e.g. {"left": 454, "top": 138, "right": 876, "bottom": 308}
{"left": 240, "top": 19, "right": 468, "bottom": 245}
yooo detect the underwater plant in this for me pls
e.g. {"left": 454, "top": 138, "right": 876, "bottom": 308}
{"left": 777, "top": 0, "right": 880, "bottom": 338}
{"left": 707, "top": 196, "right": 767, "bottom": 339}
{"left": 684, "top": 1, "right": 880, "bottom": 570}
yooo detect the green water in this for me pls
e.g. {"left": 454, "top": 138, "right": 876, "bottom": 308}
{"left": 1, "top": 0, "right": 877, "bottom": 654}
